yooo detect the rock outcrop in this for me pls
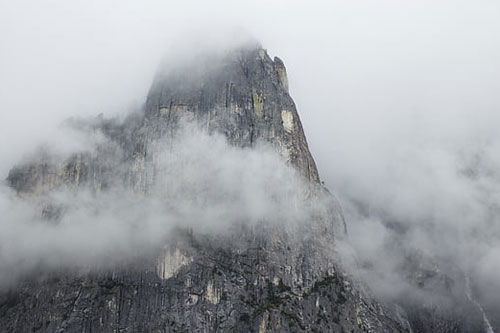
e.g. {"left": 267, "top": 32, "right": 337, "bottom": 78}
{"left": 0, "top": 42, "right": 487, "bottom": 332}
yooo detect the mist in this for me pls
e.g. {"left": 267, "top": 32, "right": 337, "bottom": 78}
{"left": 0, "top": 120, "right": 318, "bottom": 287}
{"left": 1, "top": 0, "right": 500, "bottom": 320}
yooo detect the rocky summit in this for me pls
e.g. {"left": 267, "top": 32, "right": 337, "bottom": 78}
{"left": 0, "top": 42, "right": 489, "bottom": 332}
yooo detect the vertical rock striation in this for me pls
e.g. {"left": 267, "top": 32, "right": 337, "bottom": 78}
{"left": 1, "top": 42, "right": 476, "bottom": 332}
{"left": 141, "top": 43, "right": 320, "bottom": 184}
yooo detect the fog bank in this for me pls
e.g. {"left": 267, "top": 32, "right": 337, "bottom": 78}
{"left": 1, "top": 0, "right": 500, "bottom": 316}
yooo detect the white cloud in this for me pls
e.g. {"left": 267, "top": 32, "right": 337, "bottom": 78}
{"left": 1, "top": 0, "right": 500, "bottom": 313}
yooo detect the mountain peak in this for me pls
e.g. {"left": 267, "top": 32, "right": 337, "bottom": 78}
{"left": 144, "top": 44, "right": 320, "bottom": 183}
{"left": 1, "top": 43, "right": 413, "bottom": 333}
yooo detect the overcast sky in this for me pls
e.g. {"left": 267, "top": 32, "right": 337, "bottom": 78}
{"left": 1, "top": 0, "right": 500, "bottom": 181}
{"left": 0, "top": 1, "right": 497, "bottom": 169}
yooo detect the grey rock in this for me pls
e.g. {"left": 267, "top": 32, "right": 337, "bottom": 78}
{"left": 0, "top": 43, "right": 484, "bottom": 332}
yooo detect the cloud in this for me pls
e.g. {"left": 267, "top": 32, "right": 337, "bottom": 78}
{"left": 1, "top": 0, "right": 500, "bottom": 319}
{"left": 0, "top": 119, "right": 322, "bottom": 288}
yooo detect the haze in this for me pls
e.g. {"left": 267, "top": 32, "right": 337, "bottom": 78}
{"left": 2, "top": 0, "right": 500, "bottom": 318}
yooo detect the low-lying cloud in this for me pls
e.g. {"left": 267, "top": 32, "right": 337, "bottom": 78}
{"left": 0, "top": 120, "right": 318, "bottom": 288}
{"left": 333, "top": 115, "right": 500, "bottom": 319}
{"left": 1, "top": 0, "right": 500, "bottom": 324}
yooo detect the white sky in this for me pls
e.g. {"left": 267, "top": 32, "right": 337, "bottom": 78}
{"left": 1, "top": 0, "right": 500, "bottom": 185}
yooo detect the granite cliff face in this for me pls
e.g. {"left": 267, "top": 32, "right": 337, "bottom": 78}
{"left": 142, "top": 45, "right": 319, "bottom": 184}
{"left": 0, "top": 43, "right": 487, "bottom": 332}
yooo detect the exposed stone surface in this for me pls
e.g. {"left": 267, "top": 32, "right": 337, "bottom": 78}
{"left": 0, "top": 43, "right": 488, "bottom": 332}
{"left": 142, "top": 44, "right": 320, "bottom": 184}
